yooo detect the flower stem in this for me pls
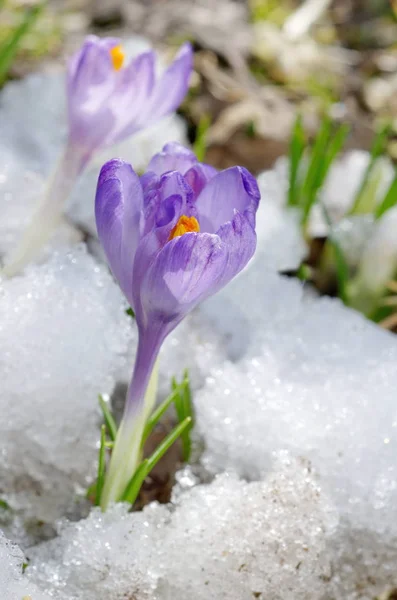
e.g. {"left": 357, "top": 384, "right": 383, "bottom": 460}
{"left": 100, "top": 328, "right": 163, "bottom": 510}
{"left": 2, "top": 140, "right": 86, "bottom": 278}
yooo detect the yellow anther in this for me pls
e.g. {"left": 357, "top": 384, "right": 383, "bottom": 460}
{"left": 110, "top": 45, "right": 125, "bottom": 71}
{"left": 169, "top": 215, "right": 200, "bottom": 240}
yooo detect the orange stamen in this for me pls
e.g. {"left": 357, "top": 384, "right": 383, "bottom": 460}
{"left": 110, "top": 45, "right": 125, "bottom": 71}
{"left": 169, "top": 215, "right": 200, "bottom": 240}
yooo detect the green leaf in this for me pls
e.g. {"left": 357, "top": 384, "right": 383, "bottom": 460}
{"left": 374, "top": 171, "right": 397, "bottom": 220}
{"left": 146, "top": 417, "right": 191, "bottom": 472}
{"left": 288, "top": 114, "right": 305, "bottom": 207}
{"left": 85, "top": 481, "right": 97, "bottom": 500}
{"left": 173, "top": 371, "right": 194, "bottom": 462}
{"left": 296, "top": 263, "right": 312, "bottom": 282}
{"left": 300, "top": 116, "right": 332, "bottom": 223}
{"left": 194, "top": 114, "right": 211, "bottom": 162}
{"left": 300, "top": 120, "right": 350, "bottom": 226}
{"left": 125, "top": 307, "right": 135, "bottom": 318}
{"left": 317, "top": 123, "right": 350, "bottom": 188}
{"left": 0, "top": 3, "right": 45, "bottom": 86}
{"left": 349, "top": 123, "right": 391, "bottom": 215}
{"left": 0, "top": 498, "right": 10, "bottom": 510}
{"left": 98, "top": 394, "right": 117, "bottom": 441}
{"left": 141, "top": 386, "right": 180, "bottom": 447}
{"left": 321, "top": 204, "right": 350, "bottom": 305}
{"left": 120, "top": 459, "right": 149, "bottom": 506}
{"left": 245, "top": 120, "right": 256, "bottom": 138}
{"left": 95, "top": 425, "right": 107, "bottom": 506}
{"left": 122, "top": 417, "right": 192, "bottom": 506}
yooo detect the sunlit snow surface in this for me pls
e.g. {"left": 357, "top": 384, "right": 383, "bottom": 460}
{"left": 0, "top": 246, "right": 133, "bottom": 523}
{"left": 1, "top": 39, "right": 397, "bottom": 600}
{"left": 2, "top": 258, "right": 396, "bottom": 599}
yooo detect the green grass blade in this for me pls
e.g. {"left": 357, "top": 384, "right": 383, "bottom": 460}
{"left": 288, "top": 114, "right": 305, "bottom": 207}
{"left": 98, "top": 394, "right": 117, "bottom": 441}
{"left": 122, "top": 416, "right": 192, "bottom": 505}
{"left": 374, "top": 171, "right": 397, "bottom": 220}
{"left": 173, "top": 371, "right": 194, "bottom": 462}
{"left": 121, "top": 459, "right": 149, "bottom": 505}
{"left": 321, "top": 204, "right": 350, "bottom": 304}
{"left": 317, "top": 123, "right": 350, "bottom": 188}
{"left": 194, "top": 114, "right": 211, "bottom": 162}
{"left": 141, "top": 387, "right": 180, "bottom": 447}
{"left": 349, "top": 123, "right": 391, "bottom": 215}
{"left": 125, "top": 307, "right": 135, "bottom": 318}
{"left": 146, "top": 417, "right": 192, "bottom": 473}
{"left": 86, "top": 481, "right": 97, "bottom": 500}
{"left": 95, "top": 425, "right": 107, "bottom": 506}
{"left": 0, "top": 3, "right": 45, "bottom": 86}
{"left": 300, "top": 116, "right": 332, "bottom": 223}
{"left": 301, "top": 121, "right": 349, "bottom": 226}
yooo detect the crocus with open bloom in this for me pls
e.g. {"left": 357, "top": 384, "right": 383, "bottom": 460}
{"left": 3, "top": 37, "right": 193, "bottom": 277}
{"left": 96, "top": 142, "right": 260, "bottom": 508}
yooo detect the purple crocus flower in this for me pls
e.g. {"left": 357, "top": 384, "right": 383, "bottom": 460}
{"left": 96, "top": 142, "right": 260, "bottom": 507}
{"left": 67, "top": 36, "right": 193, "bottom": 167}
{"left": 3, "top": 37, "right": 193, "bottom": 277}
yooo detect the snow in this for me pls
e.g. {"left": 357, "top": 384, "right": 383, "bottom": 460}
{"left": 26, "top": 454, "right": 338, "bottom": 600}
{"left": 197, "top": 264, "right": 397, "bottom": 536}
{"left": 4, "top": 254, "right": 395, "bottom": 599}
{"left": 256, "top": 160, "right": 307, "bottom": 271}
{"left": 0, "top": 531, "right": 50, "bottom": 600}
{"left": 0, "top": 246, "right": 133, "bottom": 524}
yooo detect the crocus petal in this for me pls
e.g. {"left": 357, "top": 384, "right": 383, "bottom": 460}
{"left": 67, "top": 37, "right": 121, "bottom": 154}
{"left": 147, "top": 142, "right": 198, "bottom": 175}
{"left": 142, "top": 171, "right": 193, "bottom": 235}
{"left": 195, "top": 166, "right": 260, "bottom": 233}
{"left": 184, "top": 163, "right": 218, "bottom": 197}
{"left": 139, "top": 43, "right": 193, "bottom": 124}
{"left": 67, "top": 36, "right": 117, "bottom": 104}
{"left": 95, "top": 159, "right": 144, "bottom": 307}
{"left": 137, "top": 232, "right": 227, "bottom": 330}
{"left": 215, "top": 211, "right": 257, "bottom": 290}
{"left": 107, "top": 51, "right": 156, "bottom": 144}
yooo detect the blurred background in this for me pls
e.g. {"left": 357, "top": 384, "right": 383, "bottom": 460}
{"left": 1, "top": 0, "right": 396, "bottom": 173}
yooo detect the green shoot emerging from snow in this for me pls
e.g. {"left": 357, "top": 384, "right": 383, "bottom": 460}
{"left": 287, "top": 114, "right": 350, "bottom": 226}
{"left": 92, "top": 371, "right": 194, "bottom": 509}
{"left": 287, "top": 115, "right": 397, "bottom": 325}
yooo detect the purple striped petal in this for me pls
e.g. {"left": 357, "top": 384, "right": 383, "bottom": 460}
{"left": 108, "top": 51, "right": 156, "bottom": 143}
{"left": 184, "top": 163, "right": 218, "bottom": 197}
{"left": 142, "top": 170, "right": 193, "bottom": 236}
{"left": 67, "top": 36, "right": 118, "bottom": 94}
{"left": 138, "top": 43, "right": 193, "bottom": 125}
{"left": 147, "top": 142, "right": 198, "bottom": 175}
{"left": 195, "top": 166, "right": 260, "bottom": 233}
{"left": 137, "top": 232, "right": 227, "bottom": 330}
{"left": 95, "top": 159, "right": 144, "bottom": 308}
{"left": 215, "top": 211, "right": 257, "bottom": 290}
